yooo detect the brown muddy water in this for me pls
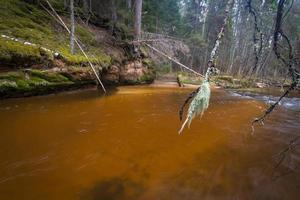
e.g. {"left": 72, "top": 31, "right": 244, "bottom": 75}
{"left": 0, "top": 86, "right": 300, "bottom": 200}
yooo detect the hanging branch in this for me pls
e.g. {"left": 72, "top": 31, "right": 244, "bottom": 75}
{"left": 178, "top": 0, "right": 234, "bottom": 134}
{"left": 252, "top": 0, "right": 299, "bottom": 129}
{"left": 245, "top": 0, "right": 263, "bottom": 77}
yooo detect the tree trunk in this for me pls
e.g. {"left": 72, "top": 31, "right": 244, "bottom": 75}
{"left": 111, "top": 0, "right": 117, "bottom": 34}
{"left": 83, "top": 0, "right": 90, "bottom": 23}
{"left": 70, "top": 0, "right": 75, "bottom": 55}
{"left": 127, "top": 0, "right": 132, "bottom": 9}
{"left": 134, "top": 0, "right": 142, "bottom": 41}
{"left": 64, "top": 0, "right": 68, "bottom": 10}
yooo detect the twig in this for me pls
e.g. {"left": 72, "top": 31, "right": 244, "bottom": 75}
{"left": 252, "top": 82, "right": 296, "bottom": 131}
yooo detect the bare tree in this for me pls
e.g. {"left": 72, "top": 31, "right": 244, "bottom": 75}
{"left": 70, "top": 0, "right": 75, "bottom": 54}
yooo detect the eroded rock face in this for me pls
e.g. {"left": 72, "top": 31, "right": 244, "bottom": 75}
{"left": 102, "top": 60, "right": 155, "bottom": 85}
{"left": 102, "top": 65, "right": 120, "bottom": 85}
{"left": 120, "top": 61, "right": 143, "bottom": 83}
{"left": 120, "top": 60, "right": 155, "bottom": 84}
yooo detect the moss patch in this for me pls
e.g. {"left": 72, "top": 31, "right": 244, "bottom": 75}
{"left": 138, "top": 73, "right": 155, "bottom": 84}
{"left": 0, "top": 0, "right": 111, "bottom": 67}
{"left": 0, "top": 38, "right": 54, "bottom": 67}
{"left": 29, "top": 69, "right": 69, "bottom": 82}
{"left": 0, "top": 68, "right": 95, "bottom": 98}
{"left": 212, "top": 75, "right": 256, "bottom": 89}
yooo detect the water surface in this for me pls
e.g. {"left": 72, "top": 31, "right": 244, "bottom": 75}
{"left": 0, "top": 86, "right": 300, "bottom": 200}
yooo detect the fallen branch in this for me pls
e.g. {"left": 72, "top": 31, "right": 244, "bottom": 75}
{"left": 143, "top": 43, "right": 204, "bottom": 78}
{"left": 131, "top": 38, "right": 182, "bottom": 44}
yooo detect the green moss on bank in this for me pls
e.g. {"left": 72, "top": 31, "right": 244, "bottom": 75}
{"left": 212, "top": 75, "right": 255, "bottom": 89}
{"left": 138, "top": 73, "right": 155, "bottom": 84}
{"left": 0, "top": 38, "right": 54, "bottom": 66}
{"left": 0, "top": 0, "right": 111, "bottom": 67}
{"left": 0, "top": 69, "right": 95, "bottom": 98}
{"left": 174, "top": 73, "right": 257, "bottom": 88}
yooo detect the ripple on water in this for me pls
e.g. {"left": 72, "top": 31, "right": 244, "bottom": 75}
{"left": 230, "top": 90, "right": 300, "bottom": 110}
{"left": 0, "top": 87, "right": 300, "bottom": 200}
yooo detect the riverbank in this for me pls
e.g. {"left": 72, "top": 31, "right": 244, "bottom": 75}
{"left": 0, "top": 0, "right": 155, "bottom": 99}
{"left": 177, "top": 72, "right": 291, "bottom": 89}
{"left": 0, "top": 60, "right": 155, "bottom": 99}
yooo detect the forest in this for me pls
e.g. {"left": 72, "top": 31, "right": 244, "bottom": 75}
{"left": 0, "top": 0, "right": 300, "bottom": 199}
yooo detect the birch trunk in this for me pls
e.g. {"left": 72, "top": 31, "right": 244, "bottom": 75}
{"left": 70, "top": 0, "right": 75, "bottom": 54}
{"left": 127, "top": 0, "right": 132, "bottom": 9}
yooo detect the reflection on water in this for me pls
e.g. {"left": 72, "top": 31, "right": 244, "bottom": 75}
{"left": 0, "top": 86, "right": 300, "bottom": 200}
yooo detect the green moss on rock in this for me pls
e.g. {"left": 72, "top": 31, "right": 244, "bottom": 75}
{"left": 0, "top": 68, "right": 96, "bottom": 98}
{"left": 29, "top": 69, "right": 70, "bottom": 83}
{"left": 0, "top": 38, "right": 47, "bottom": 66}
{"left": 0, "top": 0, "right": 112, "bottom": 68}
{"left": 138, "top": 73, "right": 155, "bottom": 84}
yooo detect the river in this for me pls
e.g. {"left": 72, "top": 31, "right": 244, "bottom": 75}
{"left": 0, "top": 86, "right": 299, "bottom": 200}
